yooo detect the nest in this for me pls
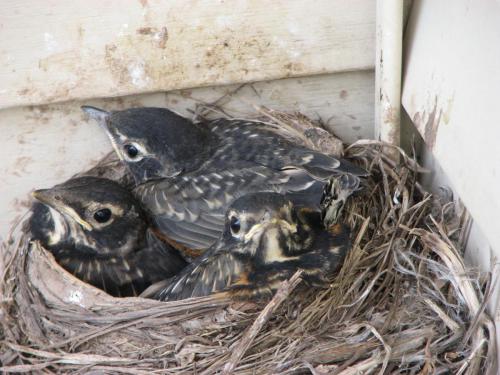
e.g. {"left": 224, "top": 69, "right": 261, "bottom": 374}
{"left": 0, "top": 110, "right": 497, "bottom": 374}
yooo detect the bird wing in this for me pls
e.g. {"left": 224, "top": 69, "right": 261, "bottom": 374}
{"left": 155, "top": 246, "right": 247, "bottom": 301}
{"left": 207, "top": 118, "right": 367, "bottom": 178}
{"left": 134, "top": 167, "right": 271, "bottom": 250}
{"left": 207, "top": 117, "right": 307, "bottom": 145}
{"left": 135, "top": 229, "right": 188, "bottom": 281}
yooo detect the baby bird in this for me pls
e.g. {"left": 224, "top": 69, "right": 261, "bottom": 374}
{"left": 29, "top": 176, "right": 187, "bottom": 297}
{"left": 152, "top": 189, "right": 351, "bottom": 301}
{"left": 82, "top": 106, "right": 366, "bottom": 255}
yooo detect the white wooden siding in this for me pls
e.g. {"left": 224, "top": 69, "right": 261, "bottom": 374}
{"left": 0, "top": 0, "right": 375, "bottom": 109}
{"left": 402, "top": 1, "right": 500, "bottom": 264}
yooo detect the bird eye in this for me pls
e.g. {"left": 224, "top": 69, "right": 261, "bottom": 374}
{"left": 124, "top": 144, "right": 139, "bottom": 158}
{"left": 230, "top": 216, "right": 241, "bottom": 235}
{"left": 93, "top": 208, "right": 112, "bottom": 223}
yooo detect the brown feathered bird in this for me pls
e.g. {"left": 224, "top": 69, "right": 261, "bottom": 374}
{"left": 151, "top": 181, "right": 353, "bottom": 301}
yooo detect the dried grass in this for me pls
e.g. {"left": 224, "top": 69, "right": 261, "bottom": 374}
{"left": 0, "top": 111, "right": 496, "bottom": 374}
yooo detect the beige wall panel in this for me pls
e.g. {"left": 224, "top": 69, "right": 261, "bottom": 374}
{"left": 402, "top": 0, "right": 500, "bottom": 262}
{"left": 0, "top": 0, "right": 375, "bottom": 109}
{"left": 0, "top": 71, "right": 374, "bottom": 241}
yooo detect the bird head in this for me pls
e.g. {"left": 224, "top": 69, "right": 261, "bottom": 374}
{"left": 31, "top": 176, "right": 146, "bottom": 257}
{"left": 82, "top": 106, "right": 215, "bottom": 184}
{"left": 218, "top": 192, "right": 316, "bottom": 263}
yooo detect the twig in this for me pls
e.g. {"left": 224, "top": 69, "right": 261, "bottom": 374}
{"left": 4, "top": 342, "right": 138, "bottom": 365}
{"left": 364, "top": 324, "right": 391, "bottom": 375}
{"left": 221, "top": 270, "right": 303, "bottom": 374}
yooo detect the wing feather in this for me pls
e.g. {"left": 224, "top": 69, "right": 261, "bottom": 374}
{"left": 207, "top": 118, "right": 366, "bottom": 177}
{"left": 156, "top": 247, "right": 246, "bottom": 301}
{"left": 135, "top": 168, "right": 276, "bottom": 249}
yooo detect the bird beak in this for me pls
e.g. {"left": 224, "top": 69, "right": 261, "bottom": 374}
{"left": 81, "top": 106, "right": 124, "bottom": 160}
{"left": 31, "top": 189, "right": 56, "bottom": 206}
{"left": 31, "top": 189, "right": 93, "bottom": 231}
{"left": 242, "top": 218, "right": 296, "bottom": 251}
{"left": 81, "top": 106, "right": 110, "bottom": 128}
{"left": 274, "top": 218, "right": 297, "bottom": 233}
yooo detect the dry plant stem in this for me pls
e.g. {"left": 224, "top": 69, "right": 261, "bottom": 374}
{"left": 412, "top": 227, "right": 495, "bottom": 374}
{"left": 222, "top": 270, "right": 303, "bottom": 374}
{"left": 3, "top": 342, "right": 136, "bottom": 366}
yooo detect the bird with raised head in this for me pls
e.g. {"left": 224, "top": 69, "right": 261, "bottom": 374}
{"left": 29, "top": 176, "right": 187, "bottom": 297}
{"left": 148, "top": 181, "right": 352, "bottom": 301}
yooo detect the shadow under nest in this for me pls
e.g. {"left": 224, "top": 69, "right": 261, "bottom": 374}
{"left": 0, "top": 110, "right": 497, "bottom": 374}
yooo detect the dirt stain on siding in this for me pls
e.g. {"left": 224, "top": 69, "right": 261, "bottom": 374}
{"left": 412, "top": 95, "right": 454, "bottom": 150}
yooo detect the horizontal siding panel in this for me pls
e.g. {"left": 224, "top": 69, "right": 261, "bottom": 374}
{"left": 0, "top": 0, "right": 375, "bottom": 109}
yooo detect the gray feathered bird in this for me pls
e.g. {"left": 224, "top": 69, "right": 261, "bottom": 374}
{"left": 82, "top": 106, "right": 366, "bottom": 256}
{"left": 29, "top": 176, "right": 187, "bottom": 297}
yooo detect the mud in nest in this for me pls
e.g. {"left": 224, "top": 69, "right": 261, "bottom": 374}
{"left": 0, "top": 109, "right": 497, "bottom": 374}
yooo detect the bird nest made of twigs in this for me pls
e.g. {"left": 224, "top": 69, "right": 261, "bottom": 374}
{"left": 0, "top": 110, "right": 497, "bottom": 374}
